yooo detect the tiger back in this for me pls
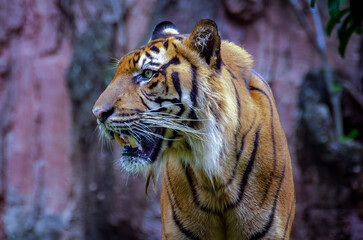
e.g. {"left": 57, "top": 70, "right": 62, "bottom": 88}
{"left": 93, "top": 19, "right": 295, "bottom": 240}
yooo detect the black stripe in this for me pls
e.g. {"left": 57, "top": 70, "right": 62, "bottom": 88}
{"left": 148, "top": 80, "right": 159, "bottom": 90}
{"left": 226, "top": 127, "right": 261, "bottom": 210}
{"left": 166, "top": 161, "right": 181, "bottom": 209}
{"left": 228, "top": 71, "right": 242, "bottom": 188}
{"left": 231, "top": 80, "right": 241, "bottom": 124}
{"left": 165, "top": 162, "right": 201, "bottom": 240}
{"left": 242, "top": 72, "right": 249, "bottom": 90}
{"left": 188, "top": 109, "right": 199, "bottom": 128}
{"left": 282, "top": 196, "right": 295, "bottom": 240}
{"left": 183, "top": 163, "right": 220, "bottom": 215}
{"left": 250, "top": 69, "right": 272, "bottom": 94}
{"left": 160, "top": 57, "right": 180, "bottom": 75}
{"left": 153, "top": 97, "right": 181, "bottom": 106}
{"left": 150, "top": 95, "right": 184, "bottom": 116}
{"left": 248, "top": 163, "right": 286, "bottom": 240}
{"left": 172, "top": 71, "right": 182, "bottom": 100}
{"left": 116, "top": 110, "right": 141, "bottom": 117}
{"left": 183, "top": 126, "right": 261, "bottom": 214}
{"left": 140, "top": 90, "right": 154, "bottom": 100}
{"left": 163, "top": 40, "right": 169, "bottom": 50}
{"left": 139, "top": 96, "right": 151, "bottom": 110}
{"left": 145, "top": 51, "right": 153, "bottom": 60}
{"left": 150, "top": 46, "right": 160, "bottom": 53}
{"left": 176, "top": 103, "right": 185, "bottom": 117}
{"left": 250, "top": 86, "right": 276, "bottom": 205}
{"left": 190, "top": 64, "right": 198, "bottom": 107}
{"left": 149, "top": 39, "right": 166, "bottom": 45}
{"left": 133, "top": 52, "right": 140, "bottom": 66}
{"left": 150, "top": 128, "right": 165, "bottom": 162}
{"left": 215, "top": 49, "right": 221, "bottom": 71}
{"left": 141, "top": 89, "right": 182, "bottom": 108}
{"left": 227, "top": 68, "right": 237, "bottom": 81}
{"left": 226, "top": 112, "right": 256, "bottom": 186}
{"left": 150, "top": 107, "right": 167, "bottom": 113}
{"left": 162, "top": 215, "right": 167, "bottom": 240}
{"left": 165, "top": 188, "right": 201, "bottom": 240}
{"left": 113, "top": 119, "right": 139, "bottom": 124}
{"left": 167, "top": 131, "right": 179, "bottom": 147}
{"left": 149, "top": 61, "right": 160, "bottom": 66}
{"left": 142, "top": 57, "right": 147, "bottom": 66}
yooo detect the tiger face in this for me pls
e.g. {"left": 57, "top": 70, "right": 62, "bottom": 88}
{"left": 93, "top": 20, "right": 225, "bottom": 173}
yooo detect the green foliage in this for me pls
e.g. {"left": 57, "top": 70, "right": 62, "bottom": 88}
{"left": 347, "top": 128, "right": 360, "bottom": 139}
{"left": 332, "top": 82, "right": 342, "bottom": 92}
{"left": 310, "top": 0, "right": 316, "bottom": 8}
{"left": 310, "top": 0, "right": 363, "bottom": 57}
{"left": 339, "top": 128, "right": 360, "bottom": 143}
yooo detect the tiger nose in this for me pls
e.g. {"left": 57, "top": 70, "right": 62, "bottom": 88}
{"left": 92, "top": 106, "right": 115, "bottom": 123}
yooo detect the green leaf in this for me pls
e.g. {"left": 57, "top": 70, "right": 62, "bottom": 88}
{"left": 347, "top": 128, "right": 360, "bottom": 139}
{"left": 332, "top": 82, "right": 342, "bottom": 92}
{"left": 326, "top": 18, "right": 339, "bottom": 36}
{"left": 310, "top": 0, "right": 316, "bottom": 8}
{"left": 337, "top": 15, "right": 355, "bottom": 57}
{"left": 326, "top": 8, "right": 350, "bottom": 36}
{"left": 339, "top": 8, "right": 351, "bottom": 19}
{"left": 328, "top": 0, "right": 341, "bottom": 21}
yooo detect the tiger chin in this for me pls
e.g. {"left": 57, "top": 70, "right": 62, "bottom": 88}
{"left": 93, "top": 19, "right": 295, "bottom": 239}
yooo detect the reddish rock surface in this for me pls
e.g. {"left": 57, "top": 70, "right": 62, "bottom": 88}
{"left": 0, "top": 0, "right": 362, "bottom": 239}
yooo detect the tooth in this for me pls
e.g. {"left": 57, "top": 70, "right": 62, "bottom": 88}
{"left": 138, "top": 145, "right": 143, "bottom": 152}
{"left": 128, "top": 136, "right": 138, "bottom": 147}
{"left": 114, "top": 134, "right": 125, "bottom": 147}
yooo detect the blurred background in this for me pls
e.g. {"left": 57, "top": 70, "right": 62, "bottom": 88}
{"left": 0, "top": 0, "right": 362, "bottom": 239}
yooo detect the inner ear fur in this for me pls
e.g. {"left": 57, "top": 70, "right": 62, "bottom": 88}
{"left": 187, "top": 19, "right": 221, "bottom": 69}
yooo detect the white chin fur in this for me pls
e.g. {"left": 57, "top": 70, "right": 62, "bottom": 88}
{"left": 118, "top": 156, "right": 152, "bottom": 173}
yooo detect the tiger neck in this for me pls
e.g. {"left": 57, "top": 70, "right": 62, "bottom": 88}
{"left": 162, "top": 131, "right": 237, "bottom": 193}
{"left": 162, "top": 145, "right": 238, "bottom": 213}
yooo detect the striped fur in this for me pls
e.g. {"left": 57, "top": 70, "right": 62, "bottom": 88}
{"left": 93, "top": 19, "right": 295, "bottom": 239}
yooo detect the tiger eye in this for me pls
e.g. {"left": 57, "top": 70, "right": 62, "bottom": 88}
{"left": 143, "top": 69, "right": 153, "bottom": 79}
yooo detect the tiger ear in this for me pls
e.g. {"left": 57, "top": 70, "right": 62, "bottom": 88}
{"left": 187, "top": 19, "right": 221, "bottom": 69}
{"left": 151, "top": 21, "right": 179, "bottom": 40}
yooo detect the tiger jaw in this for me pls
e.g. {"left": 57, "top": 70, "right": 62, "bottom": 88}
{"left": 108, "top": 129, "right": 164, "bottom": 172}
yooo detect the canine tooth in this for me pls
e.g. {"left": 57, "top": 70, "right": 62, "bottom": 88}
{"left": 138, "top": 145, "right": 143, "bottom": 152}
{"left": 128, "top": 136, "right": 138, "bottom": 147}
{"left": 114, "top": 134, "right": 125, "bottom": 147}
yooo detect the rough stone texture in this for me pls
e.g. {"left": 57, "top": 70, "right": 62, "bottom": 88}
{"left": 0, "top": 0, "right": 362, "bottom": 239}
{"left": 296, "top": 71, "right": 363, "bottom": 239}
{"left": 223, "top": 0, "right": 268, "bottom": 23}
{"left": 0, "top": 0, "right": 73, "bottom": 239}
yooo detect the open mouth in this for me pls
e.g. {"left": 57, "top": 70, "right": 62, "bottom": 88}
{"left": 110, "top": 128, "right": 164, "bottom": 165}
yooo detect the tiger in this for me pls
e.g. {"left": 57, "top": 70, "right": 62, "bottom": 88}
{"left": 93, "top": 19, "right": 295, "bottom": 240}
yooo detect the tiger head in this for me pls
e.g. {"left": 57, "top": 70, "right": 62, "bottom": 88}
{"left": 93, "top": 20, "right": 248, "bottom": 174}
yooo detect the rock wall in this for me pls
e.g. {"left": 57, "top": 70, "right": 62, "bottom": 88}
{"left": 0, "top": 0, "right": 361, "bottom": 239}
{"left": 0, "top": 0, "right": 73, "bottom": 238}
